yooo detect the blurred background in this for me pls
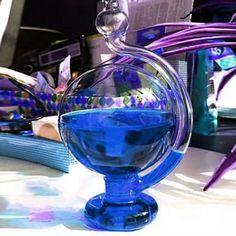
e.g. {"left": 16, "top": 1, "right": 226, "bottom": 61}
{"left": 0, "top": 0, "right": 236, "bottom": 154}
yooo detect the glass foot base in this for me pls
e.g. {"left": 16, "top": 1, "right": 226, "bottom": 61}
{"left": 84, "top": 193, "right": 158, "bottom": 231}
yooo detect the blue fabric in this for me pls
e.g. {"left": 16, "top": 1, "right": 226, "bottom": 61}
{"left": 0, "top": 132, "right": 73, "bottom": 172}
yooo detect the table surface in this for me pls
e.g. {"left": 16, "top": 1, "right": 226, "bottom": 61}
{"left": 0, "top": 147, "right": 236, "bottom": 236}
{"left": 191, "top": 118, "right": 236, "bottom": 153}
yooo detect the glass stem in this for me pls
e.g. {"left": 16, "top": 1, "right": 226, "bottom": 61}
{"left": 104, "top": 174, "right": 141, "bottom": 203}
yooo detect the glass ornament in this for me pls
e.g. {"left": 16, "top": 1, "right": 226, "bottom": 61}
{"left": 58, "top": 1, "right": 192, "bottom": 230}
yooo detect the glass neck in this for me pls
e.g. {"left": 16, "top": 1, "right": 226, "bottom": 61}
{"left": 102, "top": 0, "right": 119, "bottom": 10}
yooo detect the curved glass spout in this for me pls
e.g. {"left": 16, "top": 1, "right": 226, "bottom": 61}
{"left": 96, "top": 3, "right": 193, "bottom": 190}
{"left": 106, "top": 38, "right": 192, "bottom": 151}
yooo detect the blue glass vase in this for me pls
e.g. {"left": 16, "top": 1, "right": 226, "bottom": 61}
{"left": 58, "top": 1, "right": 192, "bottom": 231}
{"left": 58, "top": 63, "right": 192, "bottom": 231}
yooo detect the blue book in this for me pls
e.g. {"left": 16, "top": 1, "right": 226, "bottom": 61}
{"left": 0, "top": 132, "right": 75, "bottom": 172}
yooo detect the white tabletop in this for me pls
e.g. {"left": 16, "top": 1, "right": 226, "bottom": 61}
{"left": 0, "top": 147, "right": 235, "bottom": 236}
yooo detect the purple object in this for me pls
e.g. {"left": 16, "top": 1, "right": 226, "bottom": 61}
{"left": 203, "top": 144, "right": 236, "bottom": 191}
{"left": 216, "top": 67, "right": 236, "bottom": 100}
{"left": 0, "top": 78, "right": 19, "bottom": 90}
{"left": 112, "top": 22, "right": 236, "bottom": 64}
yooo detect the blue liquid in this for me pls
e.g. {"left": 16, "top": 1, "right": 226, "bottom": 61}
{"left": 60, "top": 108, "right": 175, "bottom": 175}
